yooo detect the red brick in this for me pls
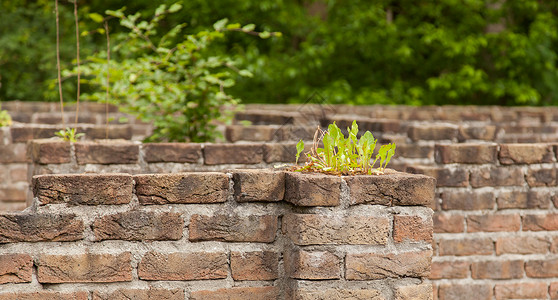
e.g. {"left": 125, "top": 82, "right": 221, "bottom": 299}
{"left": 232, "top": 169, "right": 285, "bottom": 202}
{"left": 138, "top": 251, "right": 227, "bottom": 281}
{"left": 27, "top": 140, "right": 71, "bottom": 164}
{"left": 75, "top": 141, "right": 139, "bottom": 164}
{"left": 190, "top": 287, "right": 278, "bottom": 300}
{"left": 346, "top": 171, "right": 436, "bottom": 206}
{"left": 470, "top": 166, "right": 524, "bottom": 187}
{"left": 496, "top": 236, "right": 550, "bottom": 255}
{"left": 0, "top": 144, "right": 27, "bottom": 163}
{"left": 84, "top": 125, "right": 133, "bottom": 140}
{"left": 293, "top": 288, "right": 384, "bottom": 300}
{"left": 497, "top": 190, "right": 550, "bottom": 209}
{"left": 550, "top": 282, "right": 558, "bottom": 299}
{"left": 231, "top": 251, "right": 278, "bottom": 281}
{"left": 134, "top": 173, "right": 229, "bottom": 205}
{"left": 393, "top": 215, "right": 433, "bottom": 243}
{"left": 37, "top": 252, "right": 132, "bottom": 283}
{"left": 435, "top": 144, "right": 497, "bottom": 164}
{"left": 0, "top": 187, "right": 27, "bottom": 202}
{"left": 467, "top": 214, "right": 521, "bottom": 232}
{"left": 9, "top": 166, "right": 27, "bottom": 182}
{"left": 345, "top": 250, "right": 431, "bottom": 280}
{"left": 0, "top": 291, "right": 88, "bottom": 300}
{"left": 440, "top": 191, "right": 495, "bottom": 210}
{"left": 143, "top": 143, "right": 202, "bottom": 163}
{"left": 283, "top": 214, "right": 390, "bottom": 245}
{"left": 225, "top": 125, "right": 276, "bottom": 142}
{"left": 0, "top": 213, "right": 83, "bottom": 243}
{"left": 0, "top": 254, "right": 32, "bottom": 284}
{"left": 406, "top": 166, "right": 468, "bottom": 187}
{"left": 499, "top": 143, "right": 554, "bottom": 164}
{"left": 433, "top": 212, "right": 464, "bottom": 233}
{"left": 494, "top": 282, "right": 548, "bottom": 300}
{"left": 552, "top": 237, "right": 558, "bottom": 253}
{"left": 429, "top": 260, "right": 469, "bottom": 279}
{"left": 525, "top": 258, "right": 558, "bottom": 277}
{"left": 471, "top": 260, "right": 524, "bottom": 279}
{"left": 394, "top": 283, "right": 433, "bottom": 300}
{"left": 92, "top": 211, "right": 183, "bottom": 241}
{"left": 526, "top": 168, "right": 557, "bottom": 187}
{"left": 263, "top": 142, "right": 298, "bottom": 163}
{"left": 92, "top": 289, "right": 184, "bottom": 300}
{"left": 286, "top": 250, "right": 341, "bottom": 280}
{"left": 189, "top": 214, "right": 277, "bottom": 243}
{"left": 203, "top": 143, "right": 263, "bottom": 165}
{"left": 33, "top": 173, "right": 133, "bottom": 205}
{"left": 285, "top": 172, "right": 341, "bottom": 206}
{"left": 438, "top": 238, "right": 493, "bottom": 256}
{"left": 438, "top": 284, "right": 492, "bottom": 300}
{"left": 408, "top": 124, "right": 458, "bottom": 141}
{"left": 397, "top": 144, "right": 434, "bottom": 159}
{"left": 523, "top": 213, "right": 558, "bottom": 231}
{"left": 458, "top": 125, "right": 497, "bottom": 141}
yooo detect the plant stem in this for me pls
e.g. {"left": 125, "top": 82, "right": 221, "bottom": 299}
{"left": 73, "top": 0, "right": 80, "bottom": 126}
{"left": 55, "top": 0, "right": 65, "bottom": 128}
{"left": 104, "top": 20, "right": 110, "bottom": 140}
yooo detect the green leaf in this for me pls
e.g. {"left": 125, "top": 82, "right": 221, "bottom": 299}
{"left": 242, "top": 24, "right": 256, "bottom": 32}
{"left": 258, "top": 31, "right": 271, "bottom": 39}
{"left": 213, "top": 18, "right": 229, "bottom": 31}
{"left": 226, "top": 23, "right": 241, "bottom": 30}
{"left": 88, "top": 13, "right": 104, "bottom": 23}
{"left": 168, "top": 3, "right": 182, "bottom": 13}
{"left": 296, "top": 139, "right": 304, "bottom": 164}
{"left": 239, "top": 70, "right": 254, "bottom": 77}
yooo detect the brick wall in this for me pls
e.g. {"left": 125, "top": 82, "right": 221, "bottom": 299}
{"left": 0, "top": 170, "right": 435, "bottom": 299}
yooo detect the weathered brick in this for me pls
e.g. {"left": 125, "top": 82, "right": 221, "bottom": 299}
{"left": 406, "top": 166, "right": 468, "bottom": 187}
{"left": 33, "top": 173, "right": 133, "bottom": 206}
{"left": 138, "top": 251, "right": 227, "bottom": 281}
{"left": 346, "top": 172, "right": 436, "bottom": 206}
{"left": 75, "top": 141, "right": 139, "bottom": 164}
{"left": 526, "top": 168, "right": 557, "bottom": 187}
{"left": 438, "top": 284, "right": 492, "bottom": 300}
{"left": 429, "top": 260, "right": 469, "bottom": 279}
{"left": 435, "top": 144, "right": 497, "bottom": 164}
{"left": 346, "top": 250, "right": 431, "bottom": 280}
{"left": 203, "top": 143, "right": 263, "bottom": 165}
{"left": 28, "top": 139, "right": 72, "bottom": 164}
{"left": 0, "top": 254, "right": 32, "bottom": 284}
{"left": 0, "top": 144, "right": 28, "bottom": 163}
{"left": 230, "top": 251, "right": 278, "bottom": 281}
{"left": 263, "top": 142, "right": 297, "bottom": 163}
{"left": 285, "top": 172, "right": 341, "bottom": 206}
{"left": 550, "top": 282, "right": 558, "bottom": 299}
{"left": 37, "top": 252, "right": 132, "bottom": 283}
{"left": 10, "top": 127, "right": 34, "bottom": 142}
{"left": 394, "top": 283, "right": 433, "bottom": 300}
{"left": 552, "top": 236, "right": 558, "bottom": 253}
{"left": 189, "top": 214, "right": 277, "bottom": 243}
{"left": 471, "top": 260, "right": 524, "bottom": 279}
{"left": 458, "top": 125, "right": 497, "bottom": 141}
{"left": 525, "top": 258, "right": 558, "bottom": 277}
{"left": 9, "top": 166, "right": 28, "bottom": 182}
{"left": 494, "top": 282, "right": 548, "bottom": 300}
{"left": 408, "top": 124, "right": 458, "bottom": 141}
{"left": 440, "top": 191, "right": 495, "bottom": 210}
{"left": 499, "top": 143, "right": 554, "bottom": 164}
{"left": 293, "top": 289, "right": 385, "bottom": 300}
{"left": 470, "top": 167, "right": 524, "bottom": 187}
{"left": 523, "top": 213, "right": 558, "bottom": 231}
{"left": 497, "top": 190, "right": 550, "bottom": 209}
{"left": 438, "top": 238, "right": 493, "bottom": 256}
{"left": 92, "top": 289, "right": 184, "bottom": 300}
{"left": 0, "top": 291, "right": 88, "bottom": 300}
{"left": 0, "top": 213, "right": 83, "bottom": 243}
{"left": 397, "top": 144, "right": 434, "bottom": 159}
{"left": 93, "top": 211, "right": 183, "bottom": 241}
{"left": 286, "top": 250, "right": 341, "bottom": 280}
{"left": 433, "top": 212, "right": 464, "bottom": 233}
{"left": 496, "top": 236, "right": 550, "bottom": 255}
{"left": 0, "top": 187, "right": 27, "bottom": 202}
{"left": 283, "top": 214, "right": 389, "bottom": 245}
{"left": 393, "top": 215, "right": 433, "bottom": 243}
{"left": 143, "top": 143, "right": 202, "bottom": 163}
{"left": 84, "top": 125, "right": 133, "bottom": 140}
{"left": 134, "top": 173, "right": 229, "bottom": 205}
{"left": 225, "top": 125, "right": 276, "bottom": 142}
{"left": 467, "top": 214, "right": 520, "bottom": 232}
{"left": 190, "top": 287, "right": 278, "bottom": 300}
{"left": 233, "top": 169, "right": 285, "bottom": 202}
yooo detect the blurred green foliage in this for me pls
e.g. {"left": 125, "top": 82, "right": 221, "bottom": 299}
{"left": 1, "top": 0, "right": 558, "bottom": 106}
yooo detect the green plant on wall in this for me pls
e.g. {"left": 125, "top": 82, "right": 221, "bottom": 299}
{"left": 295, "top": 121, "right": 395, "bottom": 175}
{"left": 0, "top": 104, "right": 12, "bottom": 127}
{"left": 71, "top": 3, "right": 278, "bottom": 142}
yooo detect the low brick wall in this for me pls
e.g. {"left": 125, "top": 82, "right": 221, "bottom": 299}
{"left": 0, "top": 170, "right": 435, "bottom": 299}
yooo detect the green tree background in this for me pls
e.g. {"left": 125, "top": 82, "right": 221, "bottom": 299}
{"left": 1, "top": 0, "right": 558, "bottom": 106}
